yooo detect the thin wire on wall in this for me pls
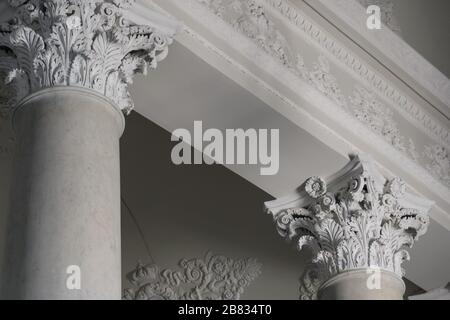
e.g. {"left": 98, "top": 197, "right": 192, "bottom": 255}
{"left": 121, "top": 196, "right": 155, "bottom": 265}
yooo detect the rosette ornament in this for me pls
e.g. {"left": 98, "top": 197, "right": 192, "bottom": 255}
{"left": 265, "top": 155, "right": 433, "bottom": 300}
{"left": 0, "top": 0, "right": 174, "bottom": 114}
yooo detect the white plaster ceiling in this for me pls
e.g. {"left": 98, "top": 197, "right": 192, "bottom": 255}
{"left": 131, "top": 44, "right": 348, "bottom": 198}
{"left": 129, "top": 40, "right": 450, "bottom": 290}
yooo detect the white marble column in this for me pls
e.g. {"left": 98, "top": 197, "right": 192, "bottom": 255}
{"left": 0, "top": 0, "right": 175, "bottom": 299}
{"left": 265, "top": 154, "right": 433, "bottom": 300}
{"left": 3, "top": 87, "right": 124, "bottom": 299}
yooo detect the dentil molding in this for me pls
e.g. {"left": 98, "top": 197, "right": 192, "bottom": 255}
{"left": 0, "top": 0, "right": 176, "bottom": 114}
{"left": 265, "top": 154, "right": 433, "bottom": 300}
{"left": 261, "top": 0, "right": 449, "bottom": 146}
{"left": 123, "top": 252, "right": 262, "bottom": 300}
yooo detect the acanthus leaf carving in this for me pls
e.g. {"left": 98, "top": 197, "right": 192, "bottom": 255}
{"left": 266, "top": 155, "right": 431, "bottom": 300}
{"left": 0, "top": 0, "right": 174, "bottom": 114}
{"left": 123, "top": 252, "right": 262, "bottom": 300}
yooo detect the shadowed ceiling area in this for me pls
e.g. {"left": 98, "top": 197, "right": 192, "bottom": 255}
{"left": 120, "top": 111, "right": 307, "bottom": 299}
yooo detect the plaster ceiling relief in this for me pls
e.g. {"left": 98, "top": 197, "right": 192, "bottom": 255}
{"left": 258, "top": 0, "right": 449, "bottom": 144}
{"left": 298, "top": 0, "right": 450, "bottom": 115}
{"left": 194, "top": 0, "right": 450, "bottom": 191}
{"left": 348, "top": 86, "right": 420, "bottom": 162}
{"left": 123, "top": 252, "right": 262, "bottom": 300}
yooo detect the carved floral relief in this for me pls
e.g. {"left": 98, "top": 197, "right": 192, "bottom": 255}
{"left": 123, "top": 252, "right": 262, "bottom": 300}
{"left": 424, "top": 144, "right": 450, "bottom": 188}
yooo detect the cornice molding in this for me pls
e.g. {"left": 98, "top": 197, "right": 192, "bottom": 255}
{"left": 265, "top": 154, "right": 433, "bottom": 300}
{"left": 123, "top": 252, "right": 262, "bottom": 300}
{"left": 178, "top": 15, "right": 450, "bottom": 209}
{"left": 0, "top": 0, "right": 176, "bottom": 114}
{"left": 309, "top": 0, "right": 450, "bottom": 115}
{"left": 262, "top": 0, "right": 449, "bottom": 147}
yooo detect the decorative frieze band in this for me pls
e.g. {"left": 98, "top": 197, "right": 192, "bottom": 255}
{"left": 123, "top": 252, "right": 262, "bottom": 300}
{"left": 0, "top": 0, "right": 175, "bottom": 114}
{"left": 265, "top": 154, "right": 433, "bottom": 300}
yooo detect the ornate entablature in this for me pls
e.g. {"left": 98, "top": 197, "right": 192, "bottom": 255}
{"left": 192, "top": 0, "right": 450, "bottom": 193}
{"left": 0, "top": 0, "right": 175, "bottom": 114}
{"left": 265, "top": 154, "right": 433, "bottom": 300}
{"left": 123, "top": 252, "right": 262, "bottom": 300}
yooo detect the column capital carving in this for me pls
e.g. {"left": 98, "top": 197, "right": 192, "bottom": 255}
{"left": 265, "top": 154, "right": 433, "bottom": 300}
{"left": 0, "top": 0, "right": 176, "bottom": 114}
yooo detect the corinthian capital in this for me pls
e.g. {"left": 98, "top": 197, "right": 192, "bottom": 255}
{"left": 265, "top": 154, "right": 433, "bottom": 300}
{"left": 0, "top": 0, "right": 176, "bottom": 113}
